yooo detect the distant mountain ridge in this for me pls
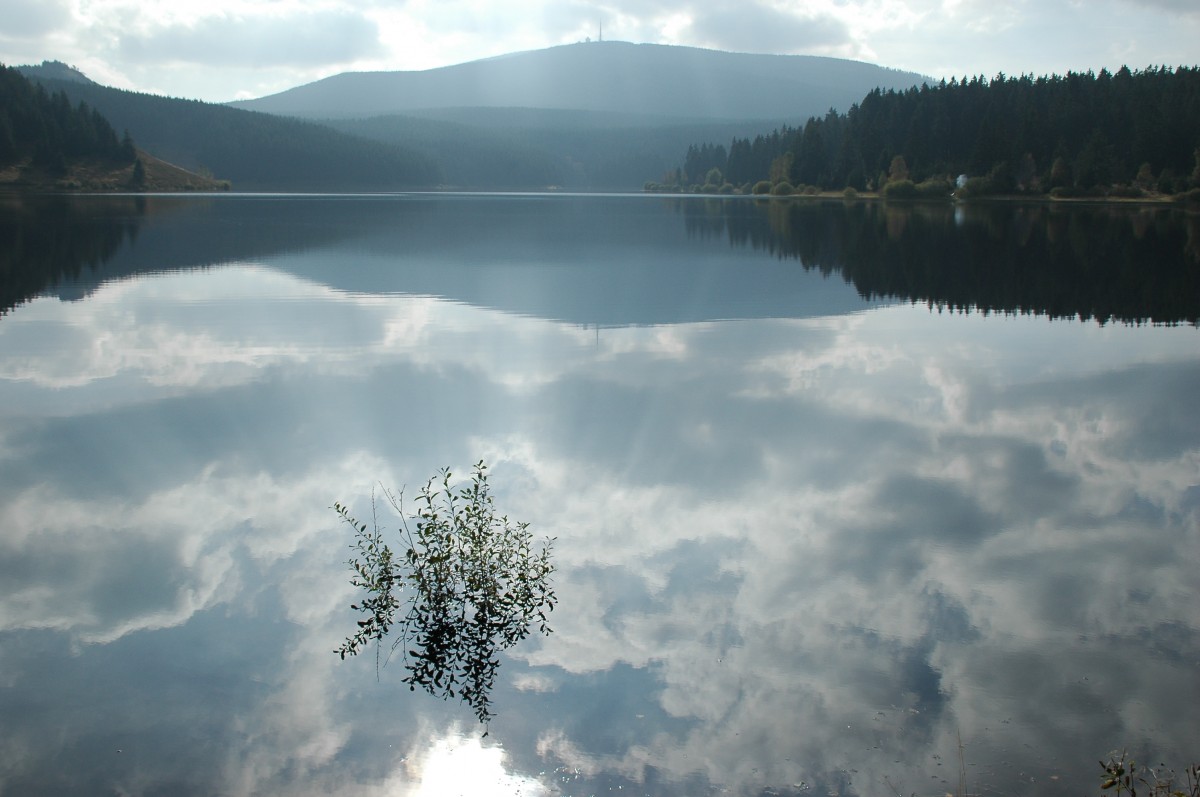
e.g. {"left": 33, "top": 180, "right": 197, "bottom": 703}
{"left": 12, "top": 75, "right": 439, "bottom": 190}
{"left": 230, "top": 41, "right": 929, "bottom": 122}
{"left": 15, "top": 60, "right": 94, "bottom": 85}
{"left": 11, "top": 44, "right": 930, "bottom": 191}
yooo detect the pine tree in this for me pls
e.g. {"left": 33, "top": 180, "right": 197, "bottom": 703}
{"left": 130, "top": 156, "right": 146, "bottom": 188}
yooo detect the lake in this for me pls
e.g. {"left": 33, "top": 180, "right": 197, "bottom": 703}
{"left": 1, "top": 193, "right": 1197, "bottom": 797}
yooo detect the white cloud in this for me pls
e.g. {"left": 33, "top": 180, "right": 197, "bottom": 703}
{"left": 117, "top": 8, "right": 386, "bottom": 68}
{"left": 0, "top": 0, "right": 71, "bottom": 39}
{"left": 1117, "top": 0, "right": 1200, "bottom": 14}
{"left": 940, "top": 0, "right": 1028, "bottom": 32}
{"left": 1, "top": 0, "right": 1196, "bottom": 100}
{"left": 687, "top": 2, "right": 852, "bottom": 54}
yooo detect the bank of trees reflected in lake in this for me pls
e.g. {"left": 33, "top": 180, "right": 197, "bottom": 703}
{"left": 0, "top": 195, "right": 144, "bottom": 315}
{"left": 678, "top": 198, "right": 1200, "bottom": 325}
{"left": 6, "top": 194, "right": 1199, "bottom": 326}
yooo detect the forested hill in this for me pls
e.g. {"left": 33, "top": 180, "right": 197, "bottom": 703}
{"left": 15, "top": 60, "right": 95, "bottom": 85}
{"left": 231, "top": 41, "right": 928, "bottom": 122}
{"left": 1, "top": 63, "right": 133, "bottom": 174}
{"left": 665, "top": 66, "right": 1200, "bottom": 198}
{"left": 21, "top": 75, "right": 440, "bottom": 191}
{"left": 227, "top": 42, "right": 928, "bottom": 190}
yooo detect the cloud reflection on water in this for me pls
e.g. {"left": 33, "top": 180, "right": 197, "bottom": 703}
{"left": 0, "top": 211, "right": 1197, "bottom": 796}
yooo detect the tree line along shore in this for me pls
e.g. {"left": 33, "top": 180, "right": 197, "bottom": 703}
{"left": 647, "top": 66, "right": 1200, "bottom": 203}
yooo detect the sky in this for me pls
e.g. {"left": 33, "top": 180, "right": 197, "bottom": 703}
{"left": 0, "top": 0, "right": 1198, "bottom": 103}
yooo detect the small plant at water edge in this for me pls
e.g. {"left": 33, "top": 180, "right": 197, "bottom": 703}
{"left": 1100, "top": 750, "right": 1200, "bottom": 797}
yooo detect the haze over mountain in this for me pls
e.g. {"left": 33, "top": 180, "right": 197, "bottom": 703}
{"left": 230, "top": 41, "right": 928, "bottom": 123}
{"left": 223, "top": 41, "right": 927, "bottom": 189}
{"left": 12, "top": 71, "right": 439, "bottom": 191}
{"left": 12, "top": 43, "right": 928, "bottom": 190}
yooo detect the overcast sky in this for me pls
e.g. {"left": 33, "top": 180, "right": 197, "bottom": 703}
{"left": 1, "top": 0, "right": 1197, "bottom": 103}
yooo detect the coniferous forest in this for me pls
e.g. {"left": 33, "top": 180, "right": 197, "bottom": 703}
{"left": 0, "top": 64, "right": 134, "bottom": 174}
{"left": 5, "top": 65, "right": 440, "bottom": 191}
{"left": 6, "top": 56, "right": 1200, "bottom": 197}
{"left": 657, "top": 66, "right": 1200, "bottom": 199}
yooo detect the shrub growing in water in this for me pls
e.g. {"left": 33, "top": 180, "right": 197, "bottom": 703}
{"left": 335, "top": 461, "right": 555, "bottom": 727}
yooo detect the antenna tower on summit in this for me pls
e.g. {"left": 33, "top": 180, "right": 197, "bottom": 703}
{"left": 599, "top": 21, "right": 603, "bottom": 41}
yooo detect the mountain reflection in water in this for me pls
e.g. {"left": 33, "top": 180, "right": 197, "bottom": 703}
{"left": 6, "top": 193, "right": 1199, "bottom": 325}
{"left": 0, "top": 194, "right": 1196, "bottom": 797}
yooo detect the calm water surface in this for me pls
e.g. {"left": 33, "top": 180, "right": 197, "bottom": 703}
{"left": 1, "top": 194, "right": 1197, "bottom": 796}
